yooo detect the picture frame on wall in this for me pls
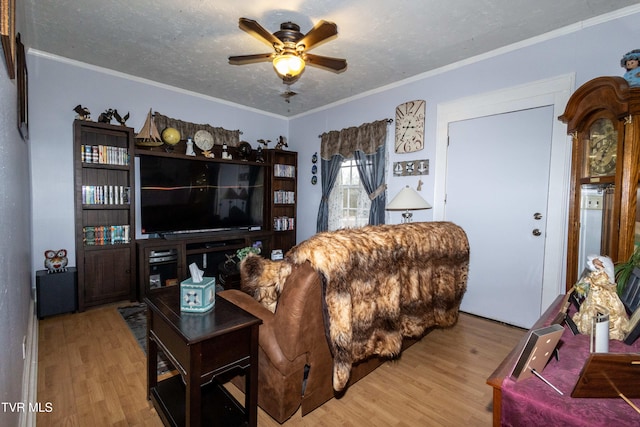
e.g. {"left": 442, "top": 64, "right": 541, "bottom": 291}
{"left": 1, "top": 0, "right": 16, "bottom": 79}
{"left": 16, "top": 32, "right": 27, "bottom": 140}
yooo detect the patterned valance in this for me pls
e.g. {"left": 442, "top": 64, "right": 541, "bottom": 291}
{"left": 154, "top": 112, "right": 240, "bottom": 147}
{"left": 320, "top": 119, "right": 388, "bottom": 160}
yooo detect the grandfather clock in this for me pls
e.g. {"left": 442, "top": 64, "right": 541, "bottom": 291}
{"left": 559, "top": 76, "right": 640, "bottom": 289}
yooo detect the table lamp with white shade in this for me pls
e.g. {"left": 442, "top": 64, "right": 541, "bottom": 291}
{"left": 386, "top": 185, "right": 432, "bottom": 223}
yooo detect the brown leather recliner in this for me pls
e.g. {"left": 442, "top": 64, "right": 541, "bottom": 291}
{"left": 219, "top": 222, "right": 469, "bottom": 423}
{"left": 218, "top": 261, "right": 335, "bottom": 423}
{"left": 219, "top": 261, "right": 411, "bottom": 423}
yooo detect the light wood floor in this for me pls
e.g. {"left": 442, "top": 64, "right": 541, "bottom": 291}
{"left": 37, "top": 303, "right": 524, "bottom": 426}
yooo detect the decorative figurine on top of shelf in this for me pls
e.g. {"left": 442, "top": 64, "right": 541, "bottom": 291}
{"left": 275, "top": 135, "right": 288, "bottom": 150}
{"left": 237, "top": 141, "right": 253, "bottom": 161}
{"left": 98, "top": 109, "right": 114, "bottom": 123}
{"left": 185, "top": 137, "right": 196, "bottom": 156}
{"left": 113, "top": 110, "right": 130, "bottom": 126}
{"left": 161, "top": 127, "right": 180, "bottom": 153}
{"left": 621, "top": 49, "right": 640, "bottom": 87}
{"left": 44, "top": 249, "right": 68, "bottom": 274}
{"left": 73, "top": 104, "right": 91, "bottom": 121}
{"left": 256, "top": 139, "right": 270, "bottom": 163}
{"left": 161, "top": 127, "right": 181, "bottom": 146}
{"left": 221, "top": 142, "right": 232, "bottom": 160}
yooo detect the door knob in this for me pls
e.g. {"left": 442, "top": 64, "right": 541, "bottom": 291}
{"left": 532, "top": 229, "right": 542, "bottom": 236}
{"left": 533, "top": 213, "right": 543, "bottom": 220}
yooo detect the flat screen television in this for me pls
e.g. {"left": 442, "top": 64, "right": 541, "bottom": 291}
{"left": 139, "top": 155, "right": 265, "bottom": 235}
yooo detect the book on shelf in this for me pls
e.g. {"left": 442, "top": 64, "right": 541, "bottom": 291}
{"left": 82, "top": 185, "right": 130, "bottom": 205}
{"left": 83, "top": 225, "right": 130, "bottom": 246}
{"left": 274, "top": 164, "right": 296, "bottom": 178}
{"left": 274, "top": 190, "right": 295, "bottom": 204}
{"left": 81, "top": 144, "right": 130, "bottom": 166}
{"left": 274, "top": 216, "right": 295, "bottom": 231}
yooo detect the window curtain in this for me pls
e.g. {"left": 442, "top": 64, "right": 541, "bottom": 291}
{"left": 316, "top": 119, "right": 388, "bottom": 232}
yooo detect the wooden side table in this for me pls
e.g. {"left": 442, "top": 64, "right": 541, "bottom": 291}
{"left": 145, "top": 288, "right": 261, "bottom": 426}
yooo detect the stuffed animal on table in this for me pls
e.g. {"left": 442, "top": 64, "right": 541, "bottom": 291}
{"left": 44, "top": 249, "right": 68, "bottom": 273}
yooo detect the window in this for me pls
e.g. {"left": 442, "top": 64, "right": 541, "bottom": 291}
{"left": 328, "top": 159, "right": 370, "bottom": 231}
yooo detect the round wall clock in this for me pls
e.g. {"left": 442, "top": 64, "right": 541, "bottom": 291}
{"left": 194, "top": 130, "right": 214, "bottom": 151}
{"left": 395, "top": 100, "right": 426, "bottom": 153}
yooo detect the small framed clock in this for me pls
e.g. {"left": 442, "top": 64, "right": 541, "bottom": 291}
{"left": 395, "top": 100, "right": 426, "bottom": 153}
{"left": 584, "top": 118, "right": 618, "bottom": 177}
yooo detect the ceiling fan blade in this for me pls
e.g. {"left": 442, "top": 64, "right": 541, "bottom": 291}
{"left": 238, "top": 18, "right": 283, "bottom": 48}
{"left": 228, "top": 53, "right": 274, "bottom": 65}
{"left": 305, "top": 54, "right": 347, "bottom": 73}
{"left": 296, "top": 20, "right": 338, "bottom": 51}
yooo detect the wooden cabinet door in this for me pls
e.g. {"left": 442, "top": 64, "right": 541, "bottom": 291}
{"left": 83, "top": 248, "right": 132, "bottom": 304}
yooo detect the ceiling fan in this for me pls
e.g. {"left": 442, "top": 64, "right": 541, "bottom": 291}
{"left": 228, "top": 18, "right": 347, "bottom": 84}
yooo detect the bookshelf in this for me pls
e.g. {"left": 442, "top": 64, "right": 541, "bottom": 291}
{"left": 266, "top": 149, "right": 297, "bottom": 254}
{"left": 73, "top": 120, "right": 136, "bottom": 310}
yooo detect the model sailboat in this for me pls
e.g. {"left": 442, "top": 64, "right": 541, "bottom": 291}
{"left": 135, "top": 109, "right": 163, "bottom": 146}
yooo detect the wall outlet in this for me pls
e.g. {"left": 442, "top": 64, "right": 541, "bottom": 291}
{"left": 584, "top": 195, "right": 603, "bottom": 210}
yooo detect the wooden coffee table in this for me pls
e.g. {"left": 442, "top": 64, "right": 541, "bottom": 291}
{"left": 145, "top": 288, "right": 261, "bottom": 426}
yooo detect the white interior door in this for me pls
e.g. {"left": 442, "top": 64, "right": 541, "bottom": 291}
{"left": 445, "top": 106, "right": 553, "bottom": 328}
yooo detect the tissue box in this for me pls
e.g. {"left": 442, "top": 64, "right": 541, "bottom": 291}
{"left": 180, "top": 277, "right": 216, "bottom": 313}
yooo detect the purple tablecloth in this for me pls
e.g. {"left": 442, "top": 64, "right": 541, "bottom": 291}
{"left": 501, "top": 314, "right": 640, "bottom": 426}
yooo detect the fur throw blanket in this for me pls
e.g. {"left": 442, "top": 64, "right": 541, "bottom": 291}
{"left": 240, "top": 222, "right": 469, "bottom": 391}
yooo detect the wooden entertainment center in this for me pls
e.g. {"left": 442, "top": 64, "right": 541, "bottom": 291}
{"left": 137, "top": 230, "right": 273, "bottom": 299}
{"left": 73, "top": 119, "right": 298, "bottom": 306}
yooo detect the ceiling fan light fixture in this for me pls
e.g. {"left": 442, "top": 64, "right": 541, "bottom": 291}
{"left": 273, "top": 53, "right": 305, "bottom": 78}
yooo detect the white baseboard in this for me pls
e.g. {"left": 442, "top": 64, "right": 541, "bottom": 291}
{"left": 19, "top": 299, "right": 38, "bottom": 427}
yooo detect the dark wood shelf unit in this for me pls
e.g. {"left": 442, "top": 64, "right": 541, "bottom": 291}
{"left": 73, "top": 120, "right": 136, "bottom": 311}
{"left": 134, "top": 145, "right": 297, "bottom": 298}
{"left": 265, "top": 149, "right": 298, "bottom": 254}
{"left": 137, "top": 230, "right": 273, "bottom": 299}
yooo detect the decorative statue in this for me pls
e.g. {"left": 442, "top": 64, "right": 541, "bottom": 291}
{"left": 73, "top": 104, "right": 91, "bottom": 121}
{"left": 275, "top": 135, "right": 288, "bottom": 150}
{"left": 98, "top": 109, "right": 114, "bottom": 123}
{"left": 256, "top": 139, "right": 270, "bottom": 163}
{"left": 113, "top": 109, "right": 130, "bottom": 126}
{"left": 44, "top": 249, "right": 68, "bottom": 274}
{"left": 572, "top": 259, "right": 629, "bottom": 340}
{"left": 621, "top": 49, "right": 640, "bottom": 87}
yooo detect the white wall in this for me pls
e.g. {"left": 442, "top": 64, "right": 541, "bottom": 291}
{"left": 27, "top": 54, "right": 288, "bottom": 272}
{"left": 290, "top": 9, "right": 640, "bottom": 244}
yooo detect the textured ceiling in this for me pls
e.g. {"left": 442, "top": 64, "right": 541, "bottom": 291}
{"left": 24, "top": 0, "right": 640, "bottom": 117}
